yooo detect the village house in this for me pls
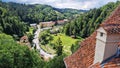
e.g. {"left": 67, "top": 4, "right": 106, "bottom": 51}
{"left": 40, "top": 19, "right": 68, "bottom": 28}
{"left": 20, "top": 36, "right": 28, "bottom": 43}
{"left": 56, "top": 19, "right": 68, "bottom": 25}
{"left": 64, "top": 6, "right": 120, "bottom": 68}
{"left": 20, "top": 36, "right": 30, "bottom": 46}
{"left": 40, "top": 21, "right": 55, "bottom": 28}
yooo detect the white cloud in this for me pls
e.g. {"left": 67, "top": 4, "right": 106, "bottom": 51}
{"left": 3, "top": 0, "right": 117, "bottom": 10}
{"left": 50, "top": 0, "right": 117, "bottom": 10}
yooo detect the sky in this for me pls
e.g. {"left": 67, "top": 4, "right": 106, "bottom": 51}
{"left": 2, "top": 0, "right": 117, "bottom": 10}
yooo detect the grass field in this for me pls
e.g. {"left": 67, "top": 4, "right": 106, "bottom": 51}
{"left": 51, "top": 34, "right": 83, "bottom": 55}
{"left": 40, "top": 33, "right": 83, "bottom": 55}
{"left": 26, "top": 27, "right": 34, "bottom": 35}
{"left": 40, "top": 45, "right": 56, "bottom": 54}
{"left": 29, "top": 27, "right": 34, "bottom": 34}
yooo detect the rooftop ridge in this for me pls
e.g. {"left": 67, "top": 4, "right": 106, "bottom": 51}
{"left": 101, "top": 5, "right": 120, "bottom": 26}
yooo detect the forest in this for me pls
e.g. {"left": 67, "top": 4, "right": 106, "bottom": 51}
{"left": 0, "top": 33, "right": 66, "bottom": 68}
{"left": 64, "top": 1, "right": 120, "bottom": 38}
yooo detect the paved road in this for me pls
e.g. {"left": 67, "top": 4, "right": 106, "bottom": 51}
{"left": 32, "top": 25, "right": 55, "bottom": 59}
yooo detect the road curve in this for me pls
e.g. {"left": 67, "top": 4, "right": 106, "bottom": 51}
{"left": 32, "top": 25, "right": 55, "bottom": 59}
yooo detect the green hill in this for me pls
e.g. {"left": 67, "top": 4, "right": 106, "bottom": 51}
{"left": 0, "top": 1, "right": 85, "bottom": 24}
{"left": 0, "top": 1, "right": 85, "bottom": 37}
{"left": 64, "top": 1, "right": 120, "bottom": 38}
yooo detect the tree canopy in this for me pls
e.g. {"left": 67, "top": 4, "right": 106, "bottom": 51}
{"left": 64, "top": 1, "right": 120, "bottom": 38}
{"left": 0, "top": 33, "right": 45, "bottom": 68}
{"left": 0, "top": 1, "right": 84, "bottom": 24}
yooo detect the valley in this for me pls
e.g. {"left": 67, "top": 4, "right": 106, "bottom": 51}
{"left": 0, "top": 0, "right": 120, "bottom": 68}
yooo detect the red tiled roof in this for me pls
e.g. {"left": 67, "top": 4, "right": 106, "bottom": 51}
{"left": 64, "top": 32, "right": 97, "bottom": 68}
{"left": 64, "top": 5, "right": 120, "bottom": 68}
{"left": 101, "top": 6, "right": 120, "bottom": 34}
{"left": 102, "top": 24, "right": 120, "bottom": 34}
{"left": 20, "top": 36, "right": 28, "bottom": 40}
{"left": 101, "top": 5, "right": 120, "bottom": 25}
{"left": 89, "top": 62, "right": 101, "bottom": 68}
{"left": 40, "top": 21, "right": 55, "bottom": 27}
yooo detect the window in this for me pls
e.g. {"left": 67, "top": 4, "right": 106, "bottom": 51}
{"left": 100, "top": 32, "right": 103, "bottom": 37}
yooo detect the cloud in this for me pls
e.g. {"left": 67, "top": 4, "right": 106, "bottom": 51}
{"left": 2, "top": 0, "right": 117, "bottom": 10}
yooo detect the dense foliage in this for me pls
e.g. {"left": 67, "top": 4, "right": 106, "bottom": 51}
{"left": 0, "top": 33, "right": 45, "bottom": 68}
{"left": 0, "top": 1, "right": 84, "bottom": 24}
{"left": 64, "top": 1, "right": 120, "bottom": 38}
{"left": 0, "top": 2, "right": 62, "bottom": 23}
{"left": 71, "top": 41, "right": 80, "bottom": 53}
{"left": 39, "top": 30, "right": 53, "bottom": 45}
{"left": 0, "top": 33, "right": 66, "bottom": 68}
{"left": 0, "top": 5, "right": 28, "bottom": 37}
{"left": 54, "top": 37, "right": 63, "bottom": 56}
{"left": 44, "top": 54, "right": 66, "bottom": 68}
{"left": 39, "top": 31, "right": 63, "bottom": 56}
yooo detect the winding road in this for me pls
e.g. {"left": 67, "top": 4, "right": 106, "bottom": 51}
{"left": 32, "top": 25, "right": 55, "bottom": 59}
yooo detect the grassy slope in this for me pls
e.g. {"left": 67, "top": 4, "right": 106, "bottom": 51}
{"left": 26, "top": 27, "right": 34, "bottom": 35}
{"left": 40, "top": 33, "right": 83, "bottom": 55}
{"left": 41, "top": 45, "right": 56, "bottom": 54}
{"left": 50, "top": 33, "right": 83, "bottom": 55}
{"left": 29, "top": 27, "right": 34, "bottom": 34}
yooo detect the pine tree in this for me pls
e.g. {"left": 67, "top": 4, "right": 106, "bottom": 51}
{"left": 55, "top": 37, "right": 63, "bottom": 56}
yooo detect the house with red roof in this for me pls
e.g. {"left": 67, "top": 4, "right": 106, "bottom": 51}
{"left": 20, "top": 36, "right": 30, "bottom": 46}
{"left": 40, "top": 21, "right": 55, "bottom": 28}
{"left": 56, "top": 19, "right": 68, "bottom": 25}
{"left": 64, "top": 5, "right": 120, "bottom": 68}
{"left": 20, "top": 36, "right": 28, "bottom": 43}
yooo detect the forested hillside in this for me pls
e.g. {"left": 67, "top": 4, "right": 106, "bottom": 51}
{"left": 64, "top": 1, "right": 120, "bottom": 38}
{"left": 0, "top": 5, "right": 28, "bottom": 37}
{"left": 54, "top": 8, "right": 87, "bottom": 18}
{"left": 0, "top": 1, "right": 85, "bottom": 37}
{"left": 0, "top": 1, "right": 84, "bottom": 24}
{"left": 0, "top": 2, "right": 64, "bottom": 23}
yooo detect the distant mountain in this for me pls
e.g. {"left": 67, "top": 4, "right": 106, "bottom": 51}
{"left": 54, "top": 8, "right": 88, "bottom": 18}
{"left": 0, "top": 1, "right": 87, "bottom": 24}
{"left": 54, "top": 8, "right": 87, "bottom": 14}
